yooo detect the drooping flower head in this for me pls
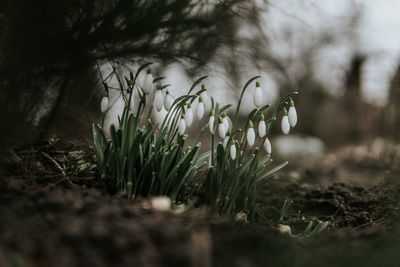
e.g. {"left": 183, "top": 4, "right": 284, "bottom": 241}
{"left": 142, "top": 68, "right": 154, "bottom": 95}
{"left": 288, "top": 98, "right": 297, "bottom": 127}
{"left": 178, "top": 114, "right": 186, "bottom": 135}
{"left": 185, "top": 102, "right": 193, "bottom": 127}
{"left": 253, "top": 81, "right": 263, "bottom": 108}
{"left": 154, "top": 84, "right": 164, "bottom": 112}
{"left": 209, "top": 110, "right": 215, "bottom": 134}
{"left": 100, "top": 91, "right": 109, "bottom": 113}
{"left": 247, "top": 120, "right": 255, "bottom": 147}
{"left": 222, "top": 112, "right": 230, "bottom": 132}
{"left": 281, "top": 108, "right": 290, "bottom": 135}
{"left": 164, "top": 90, "right": 174, "bottom": 111}
{"left": 230, "top": 142, "right": 237, "bottom": 160}
{"left": 218, "top": 117, "right": 227, "bottom": 139}
{"left": 264, "top": 138, "right": 272, "bottom": 154}
{"left": 223, "top": 132, "right": 230, "bottom": 149}
{"left": 197, "top": 96, "right": 204, "bottom": 120}
{"left": 258, "top": 113, "right": 266, "bottom": 138}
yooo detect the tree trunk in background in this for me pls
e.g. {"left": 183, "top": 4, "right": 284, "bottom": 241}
{"left": 384, "top": 63, "right": 400, "bottom": 139}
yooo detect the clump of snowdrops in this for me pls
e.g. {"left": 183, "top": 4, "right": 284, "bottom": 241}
{"left": 93, "top": 63, "right": 298, "bottom": 218}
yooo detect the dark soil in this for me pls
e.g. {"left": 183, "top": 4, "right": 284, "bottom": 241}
{"left": 1, "top": 139, "right": 400, "bottom": 267}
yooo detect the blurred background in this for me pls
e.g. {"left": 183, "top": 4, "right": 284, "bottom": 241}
{"left": 2, "top": 0, "right": 400, "bottom": 165}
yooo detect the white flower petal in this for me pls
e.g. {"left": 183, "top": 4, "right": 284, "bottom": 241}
{"left": 247, "top": 128, "right": 255, "bottom": 147}
{"left": 218, "top": 123, "right": 227, "bottom": 139}
{"left": 164, "top": 94, "right": 174, "bottom": 111}
{"left": 142, "top": 73, "right": 153, "bottom": 94}
{"left": 288, "top": 106, "right": 297, "bottom": 127}
{"left": 222, "top": 116, "right": 230, "bottom": 131}
{"left": 197, "top": 102, "right": 204, "bottom": 120}
{"left": 209, "top": 116, "right": 215, "bottom": 134}
{"left": 185, "top": 107, "right": 193, "bottom": 127}
{"left": 264, "top": 138, "right": 272, "bottom": 154}
{"left": 100, "top": 96, "right": 109, "bottom": 113}
{"left": 178, "top": 118, "right": 186, "bottom": 135}
{"left": 230, "top": 144, "right": 236, "bottom": 160}
{"left": 253, "top": 86, "right": 263, "bottom": 107}
{"left": 258, "top": 120, "right": 266, "bottom": 137}
{"left": 223, "top": 136, "right": 229, "bottom": 149}
{"left": 281, "top": 116, "right": 290, "bottom": 135}
{"left": 154, "top": 90, "right": 164, "bottom": 111}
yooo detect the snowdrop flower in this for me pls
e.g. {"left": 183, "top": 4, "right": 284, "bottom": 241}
{"left": 100, "top": 93, "right": 109, "bottom": 113}
{"left": 209, "top": 111, "right": 215, "bottom": 134}
{"left": 253, "top": 81, "right": 263, "bottom": 108}
{"left": 277, "top": 224, "right": 292, "bottom": 235}
{"left": 197, "top": 96, "right": 204, "bottom": 120}
{"left": 178, "top": 115, "right": 186, "bottom": 135}
{"left": 281, "top": 108, "right": 290, "bottom": 135}
{"left": 247, "top": 121, "right": 255, "bottom": 147}
{"left": 258, "top": 114, "right": 266, "bottom": 137}
{"left": 230, "top": 143, "right": 237, "bottom": 160}
{"left": 222, "top": 112, "right": 230, "bottom": 132}
{"left": 223, "top": 134, "right": 230, "bottom": 149}
{"left": 142, "top": 68, "right": 153, "bottom": 95}
{"left": 263, "top": 138, "right": 272, "bottom": 154}
{"left": 288, "top": 99, "right": 297, "bottom": 127}
{"left": 185, "top": 103, "right": 194, "bottom": 127}
{"left": 164, "top": 90, "right": 174, "bottom": 111}
{"left": 154, "top": 86, "right": 164, "bottom": 112}
{"left": 218, "top": 117, "right": 227, "bottom": 139}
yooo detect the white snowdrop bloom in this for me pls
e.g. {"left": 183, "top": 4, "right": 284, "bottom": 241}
{"left": 263, "top": 138, "right": 272, "bottom": 154}
{"left": 197, "top": 97, "right": 204, "bottom": 120}
{"left": 258, "top": 114, "right": 266, "bottom": 137}
{"left": 288, "top": 99, "right": 297, "bottom": 127}
{"left": 154, "top": 88, "right": 164, "bottom": 112}
{"left": 246, "top": 121, "right": 255, "bottom": 147}
{"left": 100, "top": 95, "right": 109, "bottom": 113}
{"left": 223, "top": 135, "right": 229, "bottom": 149}
{"left": 230, "top": 143, "right": 237, "bottom": 160}
{"left": 218, "top": 118, "right": 227, "bottom": 139}
{"left": 253, "top": 81, "right": 263, "bottom": 108}
{"left": 178, "top": 116, "right": 186, "bottom": 135}
{"left": 142, "top": 69, "right": 153, "bottom": 95}
{"left": 164, "top": 90, "right": 174, "bottom": 111}
{"left": 281, "top": 108, "right": 290, "bottom": 135}
{"left": 222, "top": 112, "right": 230, "bottom": 131}
{"left": 209, "top": 111, "right": 215, "bottom": 134}
{"left": 185, "top": 103, "right": 193, "bottom": 127}
{"left": 151, "top": 196, "right": 171, "bottom": 212}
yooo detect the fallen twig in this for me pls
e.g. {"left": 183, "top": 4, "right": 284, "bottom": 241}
{"left": 41, "top": 151, "right": 76, "bottom": 187}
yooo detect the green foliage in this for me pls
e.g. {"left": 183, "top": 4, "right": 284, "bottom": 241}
{"left": 92, "top": 65, "right": 208, "bottom": 202}
{"left": 203, "top": 77, "right": 297, "bottom": 218}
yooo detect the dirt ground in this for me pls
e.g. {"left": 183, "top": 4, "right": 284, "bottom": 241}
{"left": 1, "top": 138, "right": 400, "bottom": 267}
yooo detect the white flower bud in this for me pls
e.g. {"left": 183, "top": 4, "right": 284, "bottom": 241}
{"left": 247, "top": 121, "right": 255, "bottom": 147}
{"left": 222, "top": 112, "right": 230, "bottom": 132}
{"left": 288, "top": 99, "right": 297, "bottom": 127}
{"left": 253, "top": 81, "right": 263, "bottom": 108}
{"left": 258, "top": 116, "right": 266, "bottom": 138}
{"left": 218, "top": 120, "right": 227, "bottom": 139}
{"left": 154, "top": 89, "right": 164, "bottom": 112}
{"left": 142, "top": 69, "right": 153, "bottom": 94}
{"left": 164, "top": 91, "right": 174, "bottom": 111}
{"left": 223, "top": 135, "right": 229, "bottom": 149}
{"left": 230, "top": 143, "right": 237, "bottom": 160}
{"left": 281, "top": 109, "right": 290, "bottom": 135}
{"left": 263, "top": 138, "right": 272, "bottom": 154}
{"left": 100, "top": 96, "right": 109, "bottom": 113}
{"left": 197, "top": 98, "right": 204, "bottom": 120}
{"left": 185, "top": 104, "right": 194, "bottom": 127}
{"left": 209, "top": 113, "right": 215, "bottom": 134}
{"left": 178, "top": 117, "right": 186, "bottom": 135}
